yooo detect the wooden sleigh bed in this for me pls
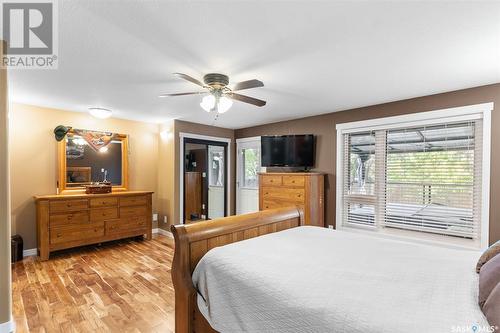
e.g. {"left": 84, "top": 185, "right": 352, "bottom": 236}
{"left": 170, "top": 207, "right": 304, "bottom": 333}
{"left": 171, "top": 206, "right": 489, "bottom": 333}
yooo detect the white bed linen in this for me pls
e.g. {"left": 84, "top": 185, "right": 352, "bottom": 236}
{"left": 192, "top": 226, "right": 489, "bottom": 333}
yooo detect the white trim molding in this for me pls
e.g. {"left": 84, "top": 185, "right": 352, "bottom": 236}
{"left": 236, "top": 136, "right": 261, "bottom": 144}
{"left": 0, "top": 319, "right": 15, "bottom": 333}
{"left": 23, "top": 248, "right": 37, "bottom": 257}
{"left": 152, "top": 228, "right": 173, "bottom": 238}
{"left": 179, "top": 132, "right": 232, "bottom": 224}
{"left": 336, "top": 102, "right": 493, "bottom": 249}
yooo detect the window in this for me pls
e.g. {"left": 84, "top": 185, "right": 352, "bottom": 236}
{"left": 337, "top": 104, "right": 491, "bottom": 248}
{"left": 241, "top": 147, "right": 260, "bottom": 189}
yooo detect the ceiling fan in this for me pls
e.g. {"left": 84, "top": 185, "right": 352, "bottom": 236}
{"left": 159, "top": 73, "right": 266, "bottom": 114}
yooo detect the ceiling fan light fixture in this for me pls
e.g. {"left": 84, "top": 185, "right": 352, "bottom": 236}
{"left": 200, "top": 95, "right": 216, "bottom": 112}
{"left": 88, "top": 107, "right": 112, "bottom": 119}
{"left": 217, "top": 96, "right": 233, "bottom": 113}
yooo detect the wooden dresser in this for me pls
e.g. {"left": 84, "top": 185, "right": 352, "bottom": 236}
{"left": 259, "top": 172, "right": 324, "bottom": 227}
{"left": 34, "top": 191, "right": 153, "bottom": 260}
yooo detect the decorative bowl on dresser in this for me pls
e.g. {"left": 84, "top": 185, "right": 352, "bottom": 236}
{"left": 34, "top": 191, "right": 153, "bottom": 261}
{"left": 259, "top": 172, "right": 324, "bottom": 227}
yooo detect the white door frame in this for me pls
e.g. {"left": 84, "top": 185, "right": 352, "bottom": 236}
{"left": 179, "top": 132, "right": 232, "bottom": 224}
{"left": 236, "top": 136, "right": 261, "bottom": 214}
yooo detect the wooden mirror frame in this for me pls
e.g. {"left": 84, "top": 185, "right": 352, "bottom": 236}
{"left": 57, "top": 130, "right": 129, "bottom": 194}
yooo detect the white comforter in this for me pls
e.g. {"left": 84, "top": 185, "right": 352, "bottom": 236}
{"left": 192, "top": 226, "right": 489, "bottom": 333}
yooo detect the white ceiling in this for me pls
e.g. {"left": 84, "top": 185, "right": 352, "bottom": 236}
{"left": 8, "top": 1, "right": 500, "bottom": 129}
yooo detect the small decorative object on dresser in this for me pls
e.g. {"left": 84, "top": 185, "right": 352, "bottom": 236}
{"left": 34, "top": 191, "right": 153, "bottom": 261}
{"left": 85, "top": 182, "right": 112, "bottom": 194}
{"left": 259, "top": 172, "right": 324, "bottom": 226}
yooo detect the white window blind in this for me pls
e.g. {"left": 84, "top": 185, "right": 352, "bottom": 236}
{"left": 342, "top": 120, "right": 483, "bottom": 243}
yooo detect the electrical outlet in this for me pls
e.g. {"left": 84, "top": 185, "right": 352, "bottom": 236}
{"left": 328, "top": 225, "right": 334, "bottom": 229}
{"left": 152, "top": 213, "right": 158, "bottom": 222}
{"left": 163, "top": 216, "right": 168, "bottom": 224}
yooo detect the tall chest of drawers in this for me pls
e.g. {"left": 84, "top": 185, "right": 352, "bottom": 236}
{"left": 259, "top": 173, "right": 324, "bottom": 227}
{"left": 35, "top": 191, "right": 153, "bottom": 260}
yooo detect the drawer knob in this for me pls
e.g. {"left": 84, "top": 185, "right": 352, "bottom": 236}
{"left": 67, "top": 214, "right": 73, "bottom": 220}
{"left": 57, "top": 233, "right": 61, "bottom": 237}
{"left": 66, "top": 203, "right": 71, "bottom": 207}
{"left": 292, "top": 180, "right": 295, "bottom": 183}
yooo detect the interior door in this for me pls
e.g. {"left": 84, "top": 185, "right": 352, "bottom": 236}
{"left": 236, "top": 138, "right": 261, "bottom": 214}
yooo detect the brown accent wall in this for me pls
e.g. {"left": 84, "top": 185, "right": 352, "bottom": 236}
{"left": 236, "top": 83, "right": 500, "bottom": 244}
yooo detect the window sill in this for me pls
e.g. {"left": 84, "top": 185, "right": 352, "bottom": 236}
{"left": 339, "top": 225, "right": 482, "bottom": 251}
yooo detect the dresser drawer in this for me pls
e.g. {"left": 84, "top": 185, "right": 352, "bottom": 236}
{"left": 120, "top": 206, "right": 147, "bottom": 218}
{"left": 50, "top": 222, "right": 104, "bottom": 245}
{"left": 262, "top": 199, "right": 286, "bottom": 210}
{"left": 50, "top": 199, "right": 88, "bottom": 213}
{"left": 120, "top": 196, "right": 148, "bottom": 207}
{"left": 90, "top": 197, "right": 118, "bottom": 208}
{"left": 90, "top": 207, "right": 118, "bottom": 221}
{"left": 106, "top": 216, "right": 148, "bottom": 234}
{"left": 261, "top": 175, "right": 282, "bottom": 186}
{"left": 282, "top": 175, "right": 305, "bottom": 187}
{"left": 261, "top": 187, "right": 305, "bottom": 203}
{"left": 50, "top": 211, "right": 89, "bottom": 227}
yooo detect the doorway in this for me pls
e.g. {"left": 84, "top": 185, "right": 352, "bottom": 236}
{"left": 236, "top": 137, "right": 262, "bottom": 214}
{"left": 182, "top": 136, "right": 229, "bottom": 224}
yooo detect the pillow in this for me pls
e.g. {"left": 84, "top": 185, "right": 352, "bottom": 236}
{"left": 479, "top": 252, "right": 500, "bottom": 309}
{"left": 477, "top": 241, "right": 500, "bottom": 273}
{"left": 483, "top": 283, "right": 500, "bottom": 329}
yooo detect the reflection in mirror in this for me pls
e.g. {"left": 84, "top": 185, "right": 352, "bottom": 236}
{"left": 66, "top": 135, "right": 123, "bottom": 187}
{"left": 208, "top": 145, "right": 225, "bottom": 219}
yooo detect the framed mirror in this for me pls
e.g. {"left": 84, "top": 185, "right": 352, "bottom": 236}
{"left": 58, "top": 129, "right": 129, "bottom": 193}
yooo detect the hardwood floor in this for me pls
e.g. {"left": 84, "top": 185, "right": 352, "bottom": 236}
{"left": 11, "top": 235, "right": 176, "bottom": 333}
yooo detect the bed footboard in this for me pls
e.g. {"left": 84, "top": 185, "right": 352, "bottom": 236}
{"left": 170, "top": 206, "right": 304, "bottom": 333}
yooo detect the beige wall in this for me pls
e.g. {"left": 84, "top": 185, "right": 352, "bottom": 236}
{"left": 236, "top": 83, "right": 500, "bottom": 245}
{"left": 157, "top": 120, "right": 176, "bottom": 231}
{"left": 10, "top": 104, "right": 160, "bottom": 249}
{"left": 1, "top": 41, "right": 13, "bottom": 328}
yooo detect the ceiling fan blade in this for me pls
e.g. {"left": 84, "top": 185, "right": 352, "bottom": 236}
{"left": 227, "top": 93, "right": 266, "bottom": 107}
{"left": 158, "top": 92, "right": 204, "bottom": 97}
{"left": 173, "top": 72, "right": 205, "bottom": 87}
{"left": 232, "top": 79, "right": 264, "bottom": 91}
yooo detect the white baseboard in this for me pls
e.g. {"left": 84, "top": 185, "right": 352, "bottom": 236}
{"left": 152, "top": 228, "right": 173, "bottom": 238}
{"left": 0, "top": 319, "right": 15, "bottom": 333}
{"left": 23, "top": 248, "right": 37, "bottom": 258}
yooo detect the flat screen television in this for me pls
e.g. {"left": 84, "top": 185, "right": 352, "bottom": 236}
{"left": 261, "top": 135, "right": 315, "bottom": 168}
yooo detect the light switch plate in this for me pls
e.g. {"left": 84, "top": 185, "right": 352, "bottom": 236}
{"left": 152, "top": 213, "right": 158, "bottom": 222}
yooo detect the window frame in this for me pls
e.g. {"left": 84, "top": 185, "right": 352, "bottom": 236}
{"left": 335, "top": 103, "right": 493, "bottom": 249}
